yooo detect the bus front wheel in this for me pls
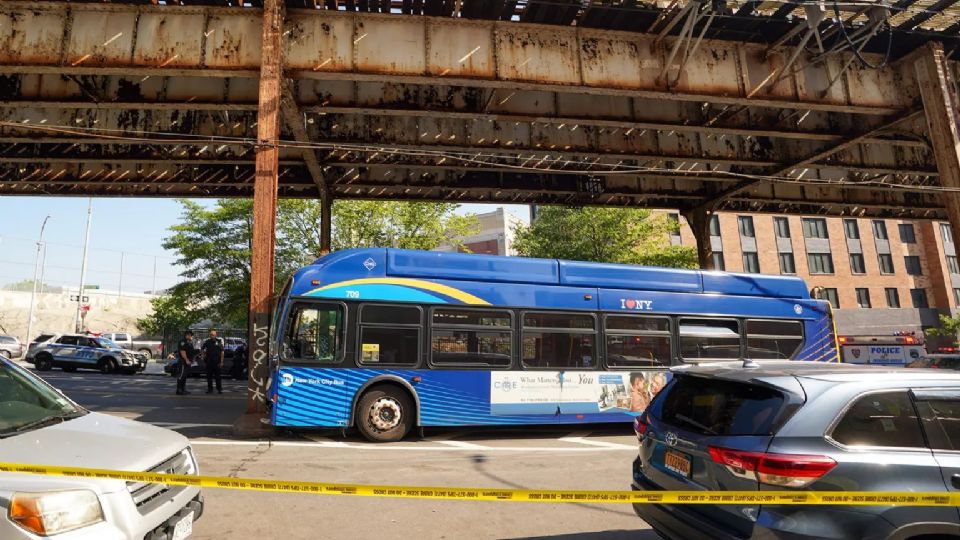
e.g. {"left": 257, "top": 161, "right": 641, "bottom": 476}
{"left": 356, "top": 387, "right": 414, "bottom": 443}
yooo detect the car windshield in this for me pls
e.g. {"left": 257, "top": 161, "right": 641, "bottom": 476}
{"left": 0, "top": 359, "right": 84, "bottom": 437}
{"left": 96, "top": 338, "right": 119, "bottom": 349}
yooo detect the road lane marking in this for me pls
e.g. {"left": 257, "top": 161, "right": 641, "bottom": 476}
{"left": 558, "top": 436, "right": 635, "bottom": 450}
{"left": 437, "top": 440, "right": 488, "bottom": 449}
{"left": 189, "top": 440, "right": 634, "bottom": 452}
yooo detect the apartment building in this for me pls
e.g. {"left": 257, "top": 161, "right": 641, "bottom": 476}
{"left": 435, "top": 207, "right": 526, "bottom": 256}
{"left": 672, "top": 213, "right": 959, "bottom": 337}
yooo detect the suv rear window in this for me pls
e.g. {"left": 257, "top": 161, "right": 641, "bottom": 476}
{"left": 654, "top": 375, "right": 786, "bottom": 436}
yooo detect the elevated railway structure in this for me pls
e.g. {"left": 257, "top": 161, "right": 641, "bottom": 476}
{"left": 2, "top": 0, "right": 960, "bottom": 416}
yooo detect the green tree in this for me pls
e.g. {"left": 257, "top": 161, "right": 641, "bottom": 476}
{"left": 136, "top": 292, "right": 203, "bottom": 337}
{"left": 141, "top": 199, "right": 478, "bottom": 331}
{"left": 513, "top": 206, "right": 697, "bottom": 268}
{"left": 926, "top": 313, "right": 960, "bottom": 345}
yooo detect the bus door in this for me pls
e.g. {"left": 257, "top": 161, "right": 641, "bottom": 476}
{"left": 274, "top": 302, "right": 349, "bottom": 427}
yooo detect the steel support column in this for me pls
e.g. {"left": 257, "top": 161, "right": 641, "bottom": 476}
{"left": 683, "top": 207, "right": 714, "bottom": 270}
{"left": 244, "top": 0, "right": 284, "bottom": 421}
{"left": 321, "top": 192, "right": 332, "bottom": 255}
{"left": 916, "top": 43, "right": 960, "bottom": 269}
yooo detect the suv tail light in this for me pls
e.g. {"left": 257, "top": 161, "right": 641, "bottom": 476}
{"left": 708, "top": 446, "right": 837, "bottom": 488}
{"left": 634, "top": 417, "right": 649, "bottom": 438}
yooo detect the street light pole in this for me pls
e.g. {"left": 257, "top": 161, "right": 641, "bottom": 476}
{"left": 75, "top": 198, "right": 93, "bottom": 333}
{"left": 25, "top": 215, "right": 51, "bottom": 347}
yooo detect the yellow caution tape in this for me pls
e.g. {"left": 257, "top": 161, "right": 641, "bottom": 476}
{"left": 0, "top": 462, "right": 956, "bottom": 506}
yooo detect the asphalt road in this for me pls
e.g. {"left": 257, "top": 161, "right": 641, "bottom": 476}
{"left": 27, "top": 368, "right": 657, "bottom": 540}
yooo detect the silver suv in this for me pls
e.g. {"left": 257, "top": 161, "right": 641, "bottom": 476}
{"left": 632, "top": 362, "right": 960, "bottom": 540}
{"left": 0, "top": 356, "right": 203, "bottom": 538}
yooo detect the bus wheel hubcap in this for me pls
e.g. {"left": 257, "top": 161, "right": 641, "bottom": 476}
{"left": 370, "top": 398, "right": 401, "bottom": 431}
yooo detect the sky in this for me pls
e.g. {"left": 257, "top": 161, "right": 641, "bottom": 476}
{"left": 0, "top": 197, "right": 531, "bottom": 295}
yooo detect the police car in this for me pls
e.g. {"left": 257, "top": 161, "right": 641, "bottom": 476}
{"left": 31, "top": 334, "right": 147, "bottom": 374}
{"left": 838, "top": 333, "right": 925, "bottom": 366}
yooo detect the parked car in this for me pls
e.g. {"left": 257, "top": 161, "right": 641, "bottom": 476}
{"left": 24, "top": 333, "right": 55, "bottom": 361}
{"left": 0, "top": 354, "right": 203, "bottom": 539}
{"left": 632, "top": 361, "right": 960, "bottom": 540}
{"left": 32, "top": 334, "right": 146, "bottom": 374}
{"left": 0, "top": 334, "right": 23, "bottom": 359}
{"left": 163, "top": 340, "right": 247, "bottom": 380}
{"left": 98, "top": 332, "right": 164, "bottom": 360}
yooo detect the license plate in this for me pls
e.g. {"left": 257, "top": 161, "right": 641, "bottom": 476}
{"left": 664, "top": 450, "right": 691, "bottom": 478}
{"left": 172, "top": 512, "right": 194, "bottom": 540}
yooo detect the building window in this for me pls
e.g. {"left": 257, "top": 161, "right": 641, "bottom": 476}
{"left": 668, "top": 213, "right": 681, "bottom": 238}
{"left": 808, "top": 253, "right": 835, "bottom": 274}
{"left": 738, "top": 216, "right": 755, "bottom": 238}
{"left": 878, "top": 254, "right": 895, "bottom": 274}
{"left": 849, "top": 253, "right": 866, "bottom": 274}
{"left": 711, "top": 252, "right": 725, "bottom": 271}
{"left": 911, "top": 288, "right": 929, "bottom": 308}
{"left": 778, "top": 252, "right": 796, "bottom": 274}
{"left": 742, "top": 252, "right": 760, "bottom": 273}
{"left": 904, "top": 255, "right": 922, "bottom": 276}
{"left": 802, "top": 218, "right": 828, "bottom": 239}
{"left": 522, "top": 312, "right": 596, "bottom": 369}
{"left": 774, "top": 217, "right": 791, "bottom": 238}
{"left": 709, "top": 215, "right": 721, "bottom": 236}
{"left": 872, "top": 220, "right": 888, "bottom": 240}
{"left": 948, "top": 256, "right": 960, "bottom": 274}
{"left": 823, "top": 288, "right": 840, "bottom": 309}
{"left": 898, "top": 223, "right": 917, "bottom": 244}
{"left": 942, "top": 223, "right": 954, "bottom": 244}
{"left": 855, "top": 288, "right": 871, "bottom": 308}
{"left": 844, "top": 219, "right": 860, "bottom": 240}
{"left": 885, "top": 288, "right": 900, "bottom": 308}
{"left": 954, "top": 288, "right": 960, "bottom": 305}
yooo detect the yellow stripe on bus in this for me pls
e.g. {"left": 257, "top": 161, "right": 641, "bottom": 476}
{"left": 0, "top": 463, "right": 956, "bottom": 506}
{"left": 309, "top": 278, "right": 490, "bottom": 305}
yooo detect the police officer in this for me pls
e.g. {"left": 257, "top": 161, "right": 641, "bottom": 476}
{"left": 202, "top": 329, "right": 225, "bottom": 394}
{"left": 175, "top": 331, "right": 196, "bottom": 396}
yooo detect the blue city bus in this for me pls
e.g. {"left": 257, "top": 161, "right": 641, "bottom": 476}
{"left": 266, "top": 248, "right": 838, "bottom": 441}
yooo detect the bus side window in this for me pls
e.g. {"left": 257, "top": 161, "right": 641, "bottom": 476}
{"left": 285, "top": 304, "right": 344, "bottom": 363}
{"left": 678, "top": 318, "right": 741, "bottom": 361}
{"left": 358, "top": 304, "right": 421, "bottom": 367}
{"left": 521, "top": 312, "right": 597, "bottom": 370}
{"left": 745, "top": 319, "right": 804, "bottom": 359}
{"left": 604, "top": 315, "right": 671, "bottom": 368}
{"left": 430, "top": 308, "right": 513, "bottom": 368}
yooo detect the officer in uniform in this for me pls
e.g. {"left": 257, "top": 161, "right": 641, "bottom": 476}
{"left": 201, "top": 329, "right": 225, "bottom": 394}
{"left": 175, "top": 330, "right": 196, "bottom": 395}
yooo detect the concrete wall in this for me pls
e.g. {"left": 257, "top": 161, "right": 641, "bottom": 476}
{"left": 0, "top": 290, "right": 155, "bottom": 342}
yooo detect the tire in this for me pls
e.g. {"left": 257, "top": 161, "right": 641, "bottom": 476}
{"left": 34, "top": 353, "right": 53, "bottom": 371}
{"left": 355, "top": 386, "right": 415, "bottom": 443}
{"left": 98, "top": 357, "right": 118, "bottom": 375}
{"left": 0, "top": 349, "right": 11, "bottom": 359}
{"left": 138, "top": 348, "right": 153, "bottom": 360}
{"left": 62, "top": 366, "right": 77, "bottom": 373}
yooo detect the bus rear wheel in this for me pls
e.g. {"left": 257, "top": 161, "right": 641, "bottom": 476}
{"left": 356, "top": 387, "right": 414, "bottom": 443}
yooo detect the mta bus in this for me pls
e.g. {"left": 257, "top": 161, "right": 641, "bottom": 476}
{"left": 266, "top": 248, "right": 837, "bottom": 441}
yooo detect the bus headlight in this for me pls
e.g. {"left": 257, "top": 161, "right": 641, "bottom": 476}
{"left": 9, "top": 490, "right": 104, "bottom": 536}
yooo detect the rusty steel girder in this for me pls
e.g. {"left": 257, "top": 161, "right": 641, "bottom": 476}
{"left": 0, "top": 2, "right": 924, "bottom": 114}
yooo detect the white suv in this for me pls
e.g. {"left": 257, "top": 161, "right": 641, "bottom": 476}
{"left": 0, "top": 356, "right": 203, "bottom": 539}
